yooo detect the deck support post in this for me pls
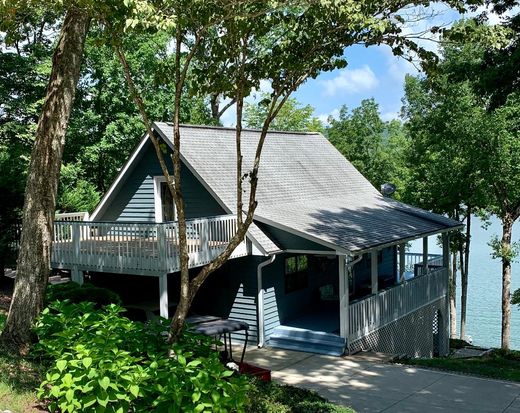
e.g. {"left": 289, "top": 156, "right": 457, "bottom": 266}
{"left": 339, "top": 255, "right": 349, "bottom": 340}
{"left": 399, "top": 244, "right": 406, "bottom": 283}
{"left": 422, "top": 236, "right": 429, "bottom": 276}
{"left": 159, "top": 273, "right": 168, "bottom": 319}
{"left": 371, "top": 251, "right": 378, "bottom": 294}
{"left": 71, "top": 266, "right": 83, "bottom": 285}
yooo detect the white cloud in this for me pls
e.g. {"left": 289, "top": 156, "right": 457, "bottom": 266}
{"left": 317, "top": 108, "right": 340, "bottom": 126}
{"left": 320, "top": 65, "right": 379, "bottom": 97}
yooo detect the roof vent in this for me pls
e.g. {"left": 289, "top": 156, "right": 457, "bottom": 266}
{"left": 381, "top": 183, "right": 396, "bottom": 197}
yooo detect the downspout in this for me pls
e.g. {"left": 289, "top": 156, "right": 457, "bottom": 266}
{"left": 257, "top": 253, "right": 279, "bottom": 348}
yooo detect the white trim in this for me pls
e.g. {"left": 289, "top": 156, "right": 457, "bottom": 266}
{"left": 153, "top": 176, "right": 177, "bottom": 223}
{"left": 90, "top": 134, "right": 150, "bottom": 221}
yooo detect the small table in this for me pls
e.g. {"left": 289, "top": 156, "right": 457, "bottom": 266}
{"left": 193, "top": 319, "right": 250, "bottom": 363}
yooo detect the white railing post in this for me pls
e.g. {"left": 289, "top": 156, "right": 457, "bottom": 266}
{"left": 200, "top": 219, "right": 210, "bottom": 263}
{"left": 157, "top": 224, "right": 167, "bottom": 272}
{"left": 422, "top": 237, "right": 429, "bottom": 276}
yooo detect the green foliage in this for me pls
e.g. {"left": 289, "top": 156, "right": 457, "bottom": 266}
{"left": 511, "top": 289, "right": 520, "bottom": 307}
{"left": 488, "top": 235, "right": 520, "bottom": 262}
{"left": 45, "top": 283, "right": 122, "bottom": 307}
{"left": 246, "top": 378, "right": 353, "bottom": 413}
{"left": 327, "top": 99, "right": 408, "bottom": 194}
{"left": 245, "top": 94, "right": 324, "bottom": 133}
{"left": 34, "top": 301, "right": 249, "bottom": 413}
{"left": 58, "top": 164, "right": 100, "bottom": 213}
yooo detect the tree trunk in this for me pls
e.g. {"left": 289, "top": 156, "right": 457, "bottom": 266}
{"left": 0, "top": 7, "right": 90, "bottom": 354}
{"left": 501, "top": 216, "right": 513, "bottom": 350}
{"left": 450, "top": 251, "right": 457, "bottom": 339}
{"left": 460, "top": 209, "right": 471, "bottom": 340}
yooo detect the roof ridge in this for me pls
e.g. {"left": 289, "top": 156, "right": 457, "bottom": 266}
{"left": 153, "top": 121, "right": 322, "bottom": 136}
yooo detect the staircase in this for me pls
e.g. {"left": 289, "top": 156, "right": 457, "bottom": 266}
{"left": 268, "top": 325, "right": 346, "bottom": 356}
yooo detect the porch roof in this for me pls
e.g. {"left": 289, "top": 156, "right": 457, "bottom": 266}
{"left": 153, "top": 122, "right": 461, "bottom": 254}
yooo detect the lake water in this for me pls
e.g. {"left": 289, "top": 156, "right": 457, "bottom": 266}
{"left": 412, "top": 216, "right": 520, "bottom": 349}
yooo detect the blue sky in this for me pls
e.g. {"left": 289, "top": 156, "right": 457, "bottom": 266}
{"left": 220, "top": 4, "right": 515, "bottom": 127}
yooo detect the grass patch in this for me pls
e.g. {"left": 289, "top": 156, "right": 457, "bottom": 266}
{"left": 397, "top": 349, "right": 520, "bottom": 382}
{"left": 0, "top": 311, "right": 44, "bottom": 412}
{"left": 247, "top": 378, "right": 354, "bottom": 413}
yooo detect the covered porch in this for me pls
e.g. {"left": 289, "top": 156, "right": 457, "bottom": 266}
{"left": 266, "top": 232, "right": 451, "bottom": 357}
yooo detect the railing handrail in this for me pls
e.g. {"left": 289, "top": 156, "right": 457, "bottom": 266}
{"left": 404, "top": 252, "right": 442, "bottom": 258}
{"left": 51, "top": 214, "right": 243, "bottom": 275}
{"left": 348, "top": 267, "right": 448, "bottom": 343}
{"left": 55, "top": 213, "right": 237, "bottom": 226}
{"left": 55, "top": 212, "right": 89, "bottom": 221}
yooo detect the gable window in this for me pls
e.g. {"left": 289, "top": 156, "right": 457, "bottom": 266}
{"left": 285, "top": 255, "right": 308, "bottom": 293}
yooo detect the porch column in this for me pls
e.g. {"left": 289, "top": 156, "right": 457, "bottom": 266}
{"left": 422, "top": 236, "right": 429, "bottom": 275}
{"left": 159, "top": 273, "right": 169, "bottom": 319}
{"left": 339, "top": 255, "right": 349, "bottom": 339}
{"left": 371, "top": 251, "right": 378, "bottom": 294}
{"left": 398, "top": 244, "right": 406, "bottom": 283}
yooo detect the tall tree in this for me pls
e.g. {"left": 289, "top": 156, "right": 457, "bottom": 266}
{"left": 327, "top": 99, "right": 408, "bottom": 193}
{"left": 117, "top": 0, "right": 472, "bottom": 341}
{"left": 0, "top": 4, "right": 91, "bottom": 353}
{"left": 402, "top": 71, "right": 485, "bottom": 340}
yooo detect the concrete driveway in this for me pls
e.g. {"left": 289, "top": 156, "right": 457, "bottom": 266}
{"left": 244, "top": 348, "right": 520, "bottom": 412}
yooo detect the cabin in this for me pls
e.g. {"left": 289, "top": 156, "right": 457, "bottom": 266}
{"left": 50, "top": 123, "right": 460, "bottom": 357}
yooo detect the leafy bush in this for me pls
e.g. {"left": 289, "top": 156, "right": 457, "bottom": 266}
{"left": 45, "top": 283, "right": 121, "bottom": 307}
{"left": 34, "top": 301, "right": 249, "bottom": 413}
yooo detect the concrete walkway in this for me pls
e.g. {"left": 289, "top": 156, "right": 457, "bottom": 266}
{"left": 244, "top": 348, "right": 520, "bottom": 412}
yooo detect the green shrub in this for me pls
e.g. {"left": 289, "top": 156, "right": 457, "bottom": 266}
{"left": 45, "top": 283, "right": 121, "bottom": 307}
{"left": 34, "top": 301, "right": 249, "bottom": 413}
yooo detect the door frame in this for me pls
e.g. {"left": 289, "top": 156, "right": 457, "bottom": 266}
{"left": 153, "top": 176, "right": 176, "bottom": 223}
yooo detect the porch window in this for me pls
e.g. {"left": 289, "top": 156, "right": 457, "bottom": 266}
{"left": 285, "top": 255, "right": 308, "bottom": 293}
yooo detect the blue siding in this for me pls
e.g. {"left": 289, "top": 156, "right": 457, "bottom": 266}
{"left": 99, "top": 140, "right": 225, "bottom": 222}
{"left": 192, "top": 256, "right": 264, "bottom": 344}
{"left": 257, "top": 223, "right": 333, "bottom": 251}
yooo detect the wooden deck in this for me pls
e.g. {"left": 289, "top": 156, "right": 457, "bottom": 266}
{"left": 51, "top": 215, "right": 247, "bottom": 275}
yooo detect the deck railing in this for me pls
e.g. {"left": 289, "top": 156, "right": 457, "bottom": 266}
{"left": 402, "top": 252, "right": 443, "bottom": 272}
{"left": 51, "top": 215, "right": 242, "bottom": 275}
{"left": 348, "top": 266, "right": 448, "bottom": 343}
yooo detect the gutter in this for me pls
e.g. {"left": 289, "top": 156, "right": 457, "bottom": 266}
{"left": 257, "top": 253, "right": 281, "bottom": 347}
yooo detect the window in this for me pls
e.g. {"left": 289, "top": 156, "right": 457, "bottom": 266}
{"left": 285, "top": 255, "right": 308, "bottom": 293}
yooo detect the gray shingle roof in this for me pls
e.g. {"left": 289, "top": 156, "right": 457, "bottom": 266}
{"left": 154, "top": 122, "right": 460, "bottom": 253}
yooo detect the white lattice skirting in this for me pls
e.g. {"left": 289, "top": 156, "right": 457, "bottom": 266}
{"left": 348, "top": 297, "right": 449, "bottom": 358}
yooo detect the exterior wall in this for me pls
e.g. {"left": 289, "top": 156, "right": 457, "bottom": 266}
{"left": 348, "top": 297, "right": 449, "bottom": 358}
{"left": 98, "top": 140, "right": 225, "bottom": 222}
{"left": 263, "top": 253, "right": 339, "bottom": 338}
{"left": 192, "top": 256, "right": 264, "bottom": 344}
{"left": 351, "top": 246, "right": 397, "bottom": 298}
